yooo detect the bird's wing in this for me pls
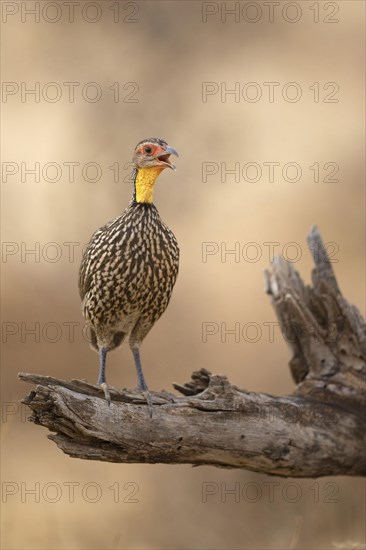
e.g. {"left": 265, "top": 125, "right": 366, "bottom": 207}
{"left": 78, "top": 210, "right": 127, "bottom": 301}
{"left": 78, "top": 225, "right": 105, "bottom": 301}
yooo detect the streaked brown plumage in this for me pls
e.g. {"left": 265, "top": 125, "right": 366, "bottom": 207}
{"left": 78, "top": 138, "right": 179, "bottom": 412}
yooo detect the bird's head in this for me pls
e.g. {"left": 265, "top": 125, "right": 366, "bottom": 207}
{"left": 132, "top": 138, "right": 178, "bottom": 203}
{"left": 133, "top": 138, "right": 178, "bottom": 171}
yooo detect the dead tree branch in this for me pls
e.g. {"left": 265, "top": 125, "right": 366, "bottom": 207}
{"left": 19, "top": 226, "right": 366, "bottom": 477}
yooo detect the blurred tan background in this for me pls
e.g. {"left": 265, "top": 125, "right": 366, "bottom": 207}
{"left": 1, "top": 1, "right": 365, "bottom": 549}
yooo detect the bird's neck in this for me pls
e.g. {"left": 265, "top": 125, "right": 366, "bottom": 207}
{"left": 134, "top": 166, "right": 164, "bottom": 204}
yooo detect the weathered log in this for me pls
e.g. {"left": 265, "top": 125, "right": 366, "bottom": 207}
{"left": 19, "top": 227, "right": 366, "bottom": 477}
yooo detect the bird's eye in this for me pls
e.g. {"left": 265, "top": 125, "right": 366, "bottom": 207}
{"left": 144, "top": 146, "right": 152, "bottom": 154}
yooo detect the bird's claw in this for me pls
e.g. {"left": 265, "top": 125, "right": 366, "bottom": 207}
{"left": 137, "top": 388, "right": 153, "bottom": 418}
{"left": 100, "top": 382, "right": 111, "bottom": 406}
{"left": 145, "top": 390, "right": 153, "bottom": 418}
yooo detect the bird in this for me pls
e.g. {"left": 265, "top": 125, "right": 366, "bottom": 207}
{"left": 78, "top": 138, "right": 179, "bottom": 415}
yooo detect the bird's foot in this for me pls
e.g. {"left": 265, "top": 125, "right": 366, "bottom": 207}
{"left": 144, "top": 390, "right": 153, "bottom": 419}
{"left": 100, "top": 382, "right": 111, "bottom": 406}
{"left": 134, "top": 386, "right": 153, "bottom": 418}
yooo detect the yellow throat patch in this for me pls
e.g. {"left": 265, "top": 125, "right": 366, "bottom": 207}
{"left": 135, "top": 166, "right": 165, "bottom": 203}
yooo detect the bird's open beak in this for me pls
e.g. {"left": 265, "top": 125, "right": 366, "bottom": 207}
{"left": 156, "top": 146, "right": 179, "bottom": 171}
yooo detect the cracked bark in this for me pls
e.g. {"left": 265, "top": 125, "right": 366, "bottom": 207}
{"left": 19, "top": 227, "right": 366, "bottom": 477}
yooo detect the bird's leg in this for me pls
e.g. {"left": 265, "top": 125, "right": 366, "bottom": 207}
{"left": 131, "top": 346, "right": 153, "bottom": 418}
{"left": 131, "top": 346, "right": 148, "bottom": 390}
{"left": 97, "top": 348, "right": 111, "bottom": 405}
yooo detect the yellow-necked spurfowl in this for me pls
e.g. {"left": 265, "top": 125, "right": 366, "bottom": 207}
{"left": 79, "top": 138, "right": 179, "bottom": 414}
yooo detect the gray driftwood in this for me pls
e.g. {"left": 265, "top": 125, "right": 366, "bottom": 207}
{"left": 19, "top": 227, "right": 366, "bottom": 477}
